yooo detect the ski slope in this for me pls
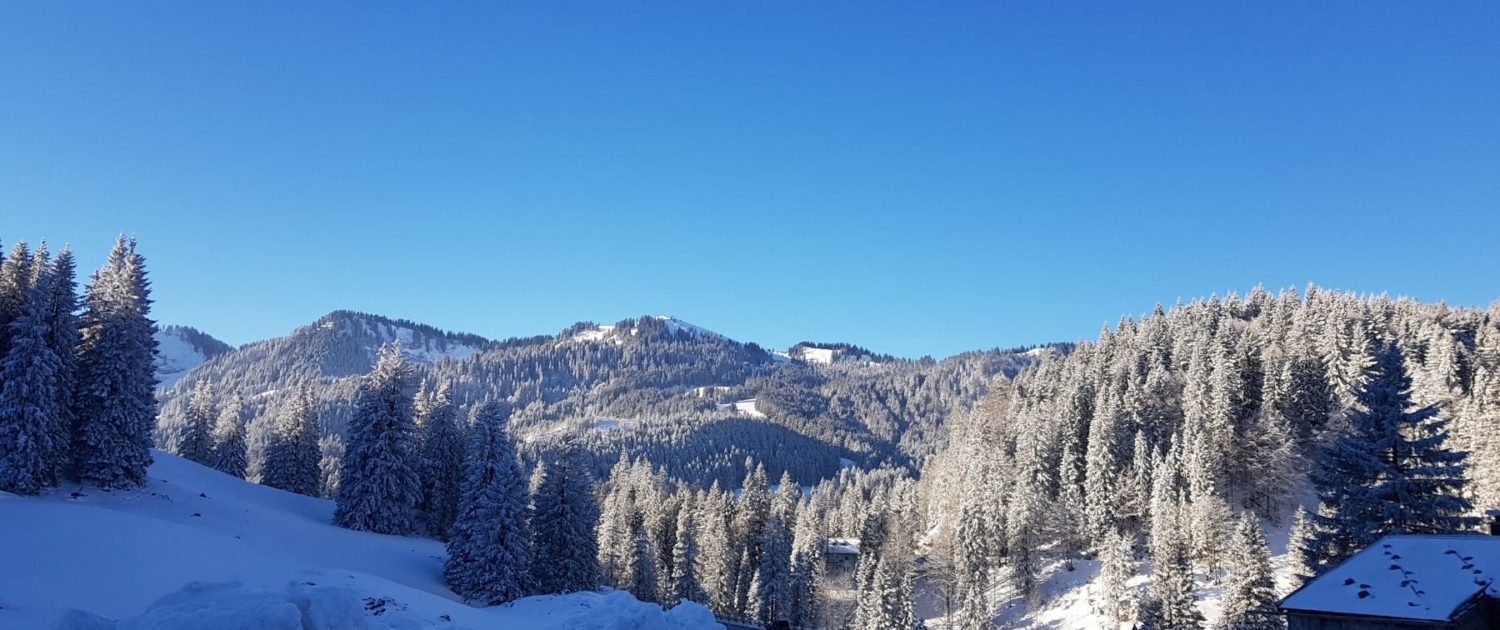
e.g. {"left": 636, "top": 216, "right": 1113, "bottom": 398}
{"left": 0, "top": 451, "right": 721, "bottom": 630}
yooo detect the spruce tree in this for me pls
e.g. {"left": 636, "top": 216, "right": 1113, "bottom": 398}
{"left": 318, "top": 432, "right": 345, "bottom": 498}
{"left": 1307, "top": 342, "right": 1477, "bottom": 572}
{"left": 416, "top": 381, "right": 465, "bottom": 539}
{"left": 754, "top": 513, "right": 793, "bottom": 623}
{"left": 73, "top": 236, "right": 158, "bottom": 489}
{"left": 261, "top": 386, "right": 321, "bottom": 495}
{"left": 787, "top": 505, "right": 825, "bottom": 628}
{"left": 209, "top": 394, "right": 249, "bottom": 479}
{"left": 627, "top": 521, "right": 660, "bottom": 603}
{"left": 39, "top": 246, "right": 80, "bottom": 482}
{"left": 335, "top": 342, "right": 420, "bottom": 534}
{"left": 1219, "top": 513, "right": 1282, "bottom": 630}
{"left": 1098, "top": 528, "right": 1136, "bottom": 628}
{"left": 444, "top": 400, "right": 530, "bottom": 605}
{"left": 0, "top": 284, "right": 62, "bottom": 495}
{"left": 696, "top": 482, "right": 737, "bottom": 615}
{"left": 670, "top": 503, "right": 703, "bottom": 606}
{"left": 179, "top": 380, "right": 217, "bottom": 466}
{"left": 528, "top": 447, "right": 602, "bottom": 595}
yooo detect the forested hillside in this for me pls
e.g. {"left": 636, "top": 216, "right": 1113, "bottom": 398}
{"left": 157, "top": 312, "right": 1044, "bottom": 490}
{"left": 919, "top": 287, "right": 1500, "bottom": 628}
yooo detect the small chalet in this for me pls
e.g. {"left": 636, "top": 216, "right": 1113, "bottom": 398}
{"left": 1279, "top": 534, "right": 1500, "bottom": 630}
{"left": 825, "top": 538, "right": 860, "bottom": 583}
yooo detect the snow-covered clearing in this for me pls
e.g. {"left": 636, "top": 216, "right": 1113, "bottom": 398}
{"left": 729, "top": 399, "right": 764, "bottom": 418}
{"left": 0, "top": 451, "right": 721, "bottom": 630}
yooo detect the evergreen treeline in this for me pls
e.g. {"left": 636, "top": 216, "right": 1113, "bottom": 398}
{"left": 921, "top": 286, "right": 1498, "bottom": 629}
{"left": 0, "top": 236, "right": 160, "bottom": 494}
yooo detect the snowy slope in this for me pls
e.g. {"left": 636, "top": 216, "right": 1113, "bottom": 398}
{"left": 0, "top": 452, "right": 721, "bottom": 630}
{"left": 153, "top": 326, "right": 233, "bottom": 391}
{"left": 919, "top": 510, "right": 1303, "bottom": 630}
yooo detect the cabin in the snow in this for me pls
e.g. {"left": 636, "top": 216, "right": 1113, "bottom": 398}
{"left": 825, "top": 538, "right": 860, "bottom": 586}
{"left": 1279, "top": 534, "right": 1500, "bottom": 630}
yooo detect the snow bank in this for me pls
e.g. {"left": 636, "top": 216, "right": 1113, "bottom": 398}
{"left": 54, "top": 581, "right": 381, "bottom": 630}
{"left": 0, "top": 451, "right": 723, "bottom": 630}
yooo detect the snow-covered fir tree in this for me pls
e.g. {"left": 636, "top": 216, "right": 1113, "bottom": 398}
{"left": 0, "top": 280, "right": 62, "bottom": 495}
{"left": 627, "top": 521, "right": 660, "bottom": 603}
{"left": 73, "top": 236, "right": 158, "bottom": 489}
{"left": 1098, "top": 528, "right": 1137, "bottom": 628}
{"left": 528, "top": 447, "right": 602, "bottom": 595}
{"left": 1304, "top": 341, "right": 1477, "bottom": 573}
{"left": 695, "top": 481, "right": 737, "bottom": 615}
{"left": 38, "top": 245, "right": 80, "bottom": 481}
{"left": 335, "top": 342, "right": 421, "bottom": 534}
{"left": 858, "top": 553, "right": 916, "bottom": 630}
{"left": 260, "top": 386, "right": 321, "bottom": 496}
{"left": 444, "top": 400, "right": 530, "bottom": 605}
{"left": 318, "top": 432, "right": 345, "bottom": 498}
{"left": 1219, "top": 512, "right": 1282, "bottom": 630}
{"left": 209, "top": 394, "right": 249, "bottom": 479}
{"left": 787, "top": 503, "right": 825, "bottom": 628}
{"left": 178, "top": 380, "right": 217, "bottom": 466}
{"left": 670, "top": 501, "right": 703, "bottom": 606}
{"left": 753, "top": 513, "right": 793, "bottom": 624}
{"left": 416, "top": 381, "right": 464, "bottom": 539}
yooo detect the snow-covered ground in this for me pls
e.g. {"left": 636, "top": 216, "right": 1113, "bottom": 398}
{"left": 0, "top": 452, "right": 721, "bottom": 630}
{"left": 920, "top": 511, "right": 1302, "bottom": 629}
{"left": 794, "top": 347, "right": 835, "bottom": 365}
{"left": 728, "top": 399, "right": 765, "bottom": 418}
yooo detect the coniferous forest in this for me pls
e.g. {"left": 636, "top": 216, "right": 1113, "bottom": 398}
{"left": 3, "top": 235, "right": 1497, "bottom": 629}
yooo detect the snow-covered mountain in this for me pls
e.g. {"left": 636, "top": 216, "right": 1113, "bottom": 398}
{"left": 0, "top": 450, "right": 722, "bottom": 630}
{"left": 154, "top": 325, "right": 234, "bottom": 391}
{"left": 566, "top": 315, "right": 726, "bottom": 344}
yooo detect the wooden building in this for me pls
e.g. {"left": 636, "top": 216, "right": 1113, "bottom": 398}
{"left": 1279, "top": 534, "right": 1500, "bottom": 630}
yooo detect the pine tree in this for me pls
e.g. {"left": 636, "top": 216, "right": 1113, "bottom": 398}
{"left": 733, "top": 463, "right": 771, "bottom": 614}
{"left": 1144, "top": 461, "right": 1201, "bottom": 630}
{"left": 859, "top": 554, "right": 916, "bottom": 630}
{"left": 73, "top": 236, "right": 158, "bottom": 489}
{"left": 754, "top": 513, "right": 793, "bottom": 623}
{"left": 261, "top": 386, "right": 321, "bottom": 495}
{"left": 0, "top": 283, "right": 63, "bottom": 495}
{"left": 179, "top": 380, "right": 217, "bottom": 466}
{"left": 209, "top": 394, "right": 249, "bottom": 479}
{"left": 670, "top": 503, "right": 703, "bottom": 606}
{"left": 627, "top": 521, "right": 660, "bottom": 603}
{"left": 319, "top": 432, "right": 345, "bottom": 498}
{"left": 335, "top": 342, "right": 421, "bottom": 534}
{"left": 444, "top": 400, "right": 530, "bottom": 605}
{"left": 696, "top": 482, "right": 737, "bottom": 615}
{"left": 1285, "top": 506, "right": 1317, "bottom": 588}
{"left": 39, "top": 246, "right": 80, "bottom": 482}
{"left": 416, "top": 381, "right": 465, "bottom": 539}
{"left": 787, "top": 504, "right": 824, "bottom": 628}
{"left": 1219, "top": 513, "right": 1282, "bottom": 630}
{"left": 1098, "top": 528, "right": 1137, "bottom": 628}
{"left": 1308, "top": 342, "right": 1477, "bottom": 571}
{"left": 528, "top": 447, "right": 602, "bottom": 595}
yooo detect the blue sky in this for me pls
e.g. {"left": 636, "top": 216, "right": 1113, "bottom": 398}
{"left": 2, "top": 2, "right": 1497, "bottom": 358}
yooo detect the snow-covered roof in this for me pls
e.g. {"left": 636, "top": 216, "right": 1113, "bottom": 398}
{"left": 826, "top": 538, "right": 860, "bottom": 555}
{"left": 1279, "top": 534, "right": 1500, "bottom": 622}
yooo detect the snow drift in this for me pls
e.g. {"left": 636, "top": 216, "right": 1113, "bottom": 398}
{"left": 0, "top": 451, "right": 722, "bottom": 630}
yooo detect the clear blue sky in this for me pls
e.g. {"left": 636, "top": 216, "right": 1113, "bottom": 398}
{"left": 2, "top": 2, "right": 1497, "bottom": 358}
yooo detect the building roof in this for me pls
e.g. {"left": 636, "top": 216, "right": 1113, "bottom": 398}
{"left": 1280, "top": 534, "right": 1500, "bottom": 622}
{"left": 826, "top": 538, "right": 860, "bottom": 555}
